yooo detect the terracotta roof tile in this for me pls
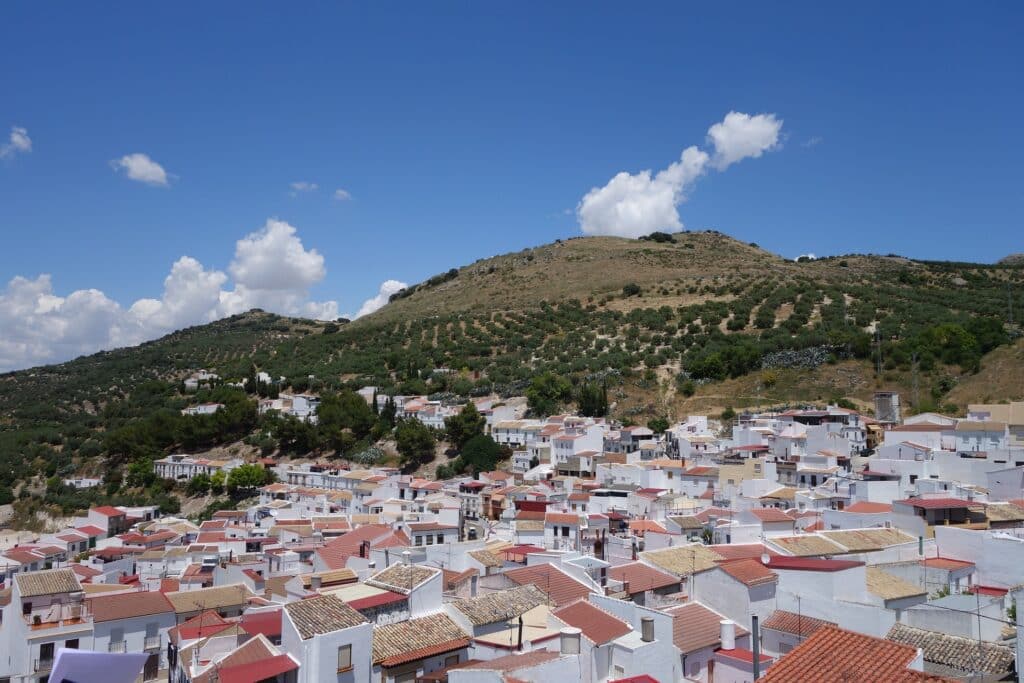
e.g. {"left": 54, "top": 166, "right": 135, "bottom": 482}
{"left": 504, "top": 564, "right": 594, "bottom": 607}
{"left": 284, "top": 594, "right": 367, "bottom": 639}
{"left": 607, "top": 562, "right": 679, "bottom": 593}
{"left": 372, "top": 612, "right": 468, "bottom": 665}
{"left": 665, "top": 602, "right": 747, "bottom": 653}
{"left": 762, "top": 625, "right": 954, "bottom": 682}
{"left": 716, "top": 558, "right": 778, "bottom": 587}
{"left": 553, "top": 600, "right": 631, "bottom": 644}
{"left": 89, "top": 590, "right": 174, "bottom": 622}
{"left": 761, "top": 609, "right": 835, "bottom": 637}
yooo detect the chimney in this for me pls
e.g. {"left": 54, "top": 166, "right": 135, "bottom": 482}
{"left": 560, "top": 627, "right": 582, "bottom": 655}
{"left": 368, "top": 561, "right": 376, "bottom": 571}
{"left": 622, "top": 580, "right": 630, "bottom": 596}
{"left": 720, "top": 619, "right": 736, "bottom": 650}
{"left": 641, "top": 617, "right": 654, "bottom": 643}
{"left": 359, "top": 540, "right": 369, "bottom": 558}
{"left": 470, "top": 573, "right": 478, "bottom": 598}
{"left": 761, "top": 552, "right": 771, "bottom": 565}
{"left": 402, "top": 550, "right": 411, "bottom": 565}
{"left": 310, "top": 574, "right": 322, "bottom": 590}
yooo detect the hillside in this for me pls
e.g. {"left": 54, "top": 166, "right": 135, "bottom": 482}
{"left": 1, "top": 231, "right": 1023, "bottom": 506}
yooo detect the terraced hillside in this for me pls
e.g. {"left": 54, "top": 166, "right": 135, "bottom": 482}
{"left": 1, "top": 231, "right": 1023, "bottom": 502}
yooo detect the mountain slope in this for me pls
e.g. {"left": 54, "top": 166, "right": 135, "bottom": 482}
{"left": 1, "top": 231, "right": 1022, "bottom": 499}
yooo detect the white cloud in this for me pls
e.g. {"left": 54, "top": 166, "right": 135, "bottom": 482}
{"left": 0, "top": 219, "right": 341, "bottom": 372}
{"left": 706, "top": 111, "right": 782, "bottom": 170}
{"left": 111, "top": 153, "right": 171, "bottom": 186}
{"left": 290, "top": 181, "right": 319, "bottom": 196}
{"left": 802, "top": 136, "right": 823, "bottom": 148}
{"left": 333, "top": 188, "right": 352, "bottom": 201}
{"left": 352, "top": 279, "right": 408, "bottom": 319}
{"left": 0, "top": 126, "right": 32, "bottom": 159}
{"left": 577, "top": 111, "right": 782, "bottom": 238}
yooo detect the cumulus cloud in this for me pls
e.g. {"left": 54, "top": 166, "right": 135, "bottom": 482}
{"left": 0, "top": 219, "right": 341, "bottom": 372}
{"left": 290, "top": 181, "right": 319, "bottom": 196}
{"left": 333, "top": 188, "right": 352, "bottom": 201}
{"left": 111, "top": 153, "right": 171, "bottom": 186}
{"left": 577, "top": 111, "right": 782, "bottom": 238}
{"left": 706, "top": 111, "right": 782, "bottom": 170}
{"left": 351, "top": 279, "right": 408, "bottom": 319}
{"left": 0, "top": 126, "right": 32, "bottom": 159}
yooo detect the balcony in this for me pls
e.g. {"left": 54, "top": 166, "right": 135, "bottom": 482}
{"left": 34, "top": 658, "right": 54, "bottom": 672}
{"left": 25, "top": 602, "right": 92, "bottom": 633}
{"left": 145, "top": 636, "right": 161, "bottom": 650}
{"left": 109, "top": 641, "right": 127, "bottom": 653}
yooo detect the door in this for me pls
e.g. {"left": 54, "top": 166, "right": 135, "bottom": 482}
{"left": 143, "top": 653, "right": 159, "bottom": 681}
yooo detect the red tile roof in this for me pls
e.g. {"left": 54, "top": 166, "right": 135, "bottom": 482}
{"left": 76, "top": 525, "right": 106, "bottom": 536}
{"left": 504, "top": 564, "right": 594, "bottom": 607}
{"left": 315, "top": 524, "right": 399, "bottom": 570}
{"left": 170, "top": 610, "right": 233, "bottom": 641}
{"left": 347, "top": 590, "right": 408, "bottom": 611}
{"left": 608, "top": 562, "right": 679, "bottom": 593}
{"left": 379, "top": 638, "right": 470, "bottom": 667}
{"left": 844, "top": 502, "right": 894, "bottom": 513}
{"left": 895, "top": 497, "right": 974, "bottom": 510}
{"left": 553, "top": 600, "right": 631, "bottom": 644}
{"left": 240, "top": 609, "right": 282, "bottom": 638}
{"left": 91, "top": 506, "right": 125, "bottom": 517}
{"left": 760, "top": 625, "right": 952, "bottom": 682}
{"left": 749, "top": 508, "right": 796, "bottom": 524}
{"left": 761, "top": 609, "right": 835, "bottom": 637}
{"left": 665, "top": 603, "right": 747, "bottom": 653}
{"left": 716, "top": 558, "right": 778, "bottom": 587}
{"left": 89, "top": 590, "right": 174, "bottom": 622}
{"left": 762, "top": 557, "right": 863, "bottom": 572}
{"left": 218, "top": 654, "right": 299, "bottom": 683}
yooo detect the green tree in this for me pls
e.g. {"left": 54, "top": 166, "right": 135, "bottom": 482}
{"left": 186, "top": 473, "right": 212, "bottom": 497}
{"left": 445, "top": 403, "right": 486, "bottom": 450}
{"left": 227, "top": 463, "right": 272, "bottom": 497}
{"left": 210, "top": 469, "right": 227, "bottom": 494}
{"left": 526, "top": 372, "right": 572, "bottom": 417}
{"left": 458, "top": 434, "right": 503, "bottom": 475}
{"left": 577, "top": 381, "right": 608, "bottom": 417}
{"left": 126, "top": 457, "right": 157, "bottom": 489}
{"left": 647, "top": 417, "right": 670, "bottom": 433}
{"left": 395, "top": 419, "right": 436, "bottom": 469}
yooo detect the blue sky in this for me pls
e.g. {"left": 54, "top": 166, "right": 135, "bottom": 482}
{"left": 1, "top": 3, "right": 1022, "bottom": 369}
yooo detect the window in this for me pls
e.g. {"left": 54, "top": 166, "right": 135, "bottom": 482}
{"left": 426, "top": 535, "right": 434, "bottom": 545}
{"left": 337, "top": 644, "right": 352, "bottom": 672}
{"left": 436, "top": 534, "right": 444, "bottom": 545}
{"left": 561, "top": 526, "right": 569, "bottom": 537}
{"left": 39, "top": 642, "right": 55, "bottom": 664}
{"left": 22, "top": 601, "right": 31, "bottom": 615}
{"left": 445, "top": 654, "right": 460, "bottom": 667}
{"left": 65, "top": 639, "right": 79, "bottom": 650}
{"left": 415, "top": 535, "right": 423, "bottom": 546}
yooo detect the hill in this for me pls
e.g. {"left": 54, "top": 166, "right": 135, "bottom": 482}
{"left": 1, "top": 231, "right": 1023, "bottom": 506}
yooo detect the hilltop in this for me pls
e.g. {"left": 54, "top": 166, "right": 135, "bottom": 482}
{"left": 1, "top": 230, "right": 1023, "bottom": 507}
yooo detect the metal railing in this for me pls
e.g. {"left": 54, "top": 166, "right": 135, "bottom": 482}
{"left": 144, "top": 636, "right": 161, "bottom": 650}
{"left": 109, "top": 641, "right": 127, "bottom": 653}
{"left": 34, "top": 657, "right": 54, "bottom": 672}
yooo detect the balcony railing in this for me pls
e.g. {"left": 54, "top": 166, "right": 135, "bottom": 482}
{"left": 34, "top": 658, "right": 54, "bottom": 672}
{"left": 145, "top": 636, "right": 161, "bottom": 650}
{"left": 109, "top": 641, "right": 127, "bottom": 653}
{"left": 25, "top": 603, "right": 91, "bottom": 630}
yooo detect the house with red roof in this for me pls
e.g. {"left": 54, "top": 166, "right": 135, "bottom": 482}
{"left": 691, "top": 558, "right": 778, "bottom": 625}
{"left": 83, "top": 505, "right": 129, "bottom": 535}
